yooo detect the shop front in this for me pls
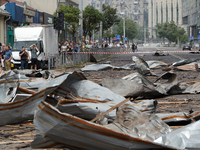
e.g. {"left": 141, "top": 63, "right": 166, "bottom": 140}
{"left": 4, "top": 2, "right": 39, "bottom": 46}
{"left": 0, "top": 8, "right": 10, "bottom": 44}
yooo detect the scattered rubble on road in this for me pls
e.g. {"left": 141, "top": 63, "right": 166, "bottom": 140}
{"left": 2, "top": 55, "right": 200, "bottom": 149}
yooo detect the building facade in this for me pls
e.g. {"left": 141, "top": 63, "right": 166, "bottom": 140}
{"left": 148, "top": 0, "right": 182, "bottom": 39}
{"left": 182, "top": 0, "right": 200, "bottom": 40}
{"left": 0, "top": 8, "right": 10, "bottom": 44}
{"left": 83, "top": 0, "right": 148, "bottom": 27}
{"left": 15, "top": 0, "right": 79, "bottom": 15}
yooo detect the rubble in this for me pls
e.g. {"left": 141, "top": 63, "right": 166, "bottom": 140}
{"left": 155, "top": 120, "right": 200, "bottom": 149}
{"left": 132, "top": 56, "right": 150, "bottom": 75}
{"left": 146, "top": 60, "right": 168, "bottom": 69}
{"left": 32, "top": 101, "right": 175, "bottom": 149}
{"left": 172, "top": 58, "right": 200, "bottom": 66}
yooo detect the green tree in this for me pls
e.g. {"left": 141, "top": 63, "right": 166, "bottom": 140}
{"left": 115, "top": 18, "right": 137, "bottom": 41}
{"left": 103, "top": 29, "right": 115, "bottom": 43}
{"left": 136, "top": 25, "right": 150, "bottom": 41}
{"left": 102, "top": 4, "right": 119, "bottom": 31}
{"left": 165, "top": 21, "right": 178, "bottom": 42}
{"left": 83, "top": 6, "right": 103, "bottom": 41}
{"left": 57, "top": 5, "right": 80, "bottom": 42}
{"left": 177, "top": 28, "right": 189, "bottom": 44}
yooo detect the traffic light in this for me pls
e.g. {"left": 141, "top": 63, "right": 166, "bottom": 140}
{"left": 53, "top": 13, "right": 64, "bottom": 30}
{"left": 54, "top": 17, "right": 59, "bottom": 29}
{"left": 58, "top": 13, "right": 64, "bottom": 30}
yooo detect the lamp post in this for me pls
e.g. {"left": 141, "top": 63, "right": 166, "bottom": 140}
{"left": 79, "top": 0, "right": 83, "bottom": 51}
{"left": 99, "top": 0, "right": 103, "bottom": 48}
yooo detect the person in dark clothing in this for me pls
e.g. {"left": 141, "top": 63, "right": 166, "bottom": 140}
{"left": 132, "top": 43, "right": 135, "bottom": 52}
{"left": 19, "top": 46, "right": 30, "bottom": 69}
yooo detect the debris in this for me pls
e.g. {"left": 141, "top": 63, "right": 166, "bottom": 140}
{"left": 32, "top": 101, "right": 175, "bottom": 149}
{"left": 105, "top": 104, "right": 171, "bottom": 141}
{"left": 153, "top": 51, "right": 169, "bottom": 56}
{"left": 81, "top": 64, "right": 113, "bottom": 71}
{"left": 132, "top": 56, "right": 150, "bottom": 75}
{"left": 146, "top": 60, "right": 168, "bottom": 69}
{"left": 172, "top": 58, "right": 200, "bottom": 66}
{"left": 155, "top": 120, "right": 200, "bottom": 149}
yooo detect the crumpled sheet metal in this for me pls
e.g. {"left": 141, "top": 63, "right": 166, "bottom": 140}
{"left": 155, "top": 120, "right": 200, "bottom": 149}
{"left": 157, "top": 111, "right": 200, "bottom": 123}
{"left": 81, "top": 64, "right": 135, "bottom": 72}
{"left": 0, "top": 72, "right": 70, "bottom": 125}
{"left": 32, "top": 101, "right": 175, "bottom": 149}
{"left": 172, "top": 58, "right": 200, "bottom": 66}
{"left": 154, "top": 72, "right": 178, "bottom": 94}
{"left": 0, "top": 87, "right": 51, "bottom": 126}
{"left": 132, "top": 56, "right": 150, "bottom": 75}
{"left": 0, "top": 79, "right": 19, "bottom": 104}
{"left": 105, "top": 104, "right": 171, "bottom": 142}
{"left": 57, "top": 99, "right": 157, "bottom": 120}
{"left": 169, "top": 80, "right": 200, "bottom": 95}
{"left": 81, "top": 64, "right": 113, "bottom": 71}
{"left": 176, "top": 62, "right": 200, "bottom": 71}
{"left": 146, "top": 60, "right": 168, "bottom": 69}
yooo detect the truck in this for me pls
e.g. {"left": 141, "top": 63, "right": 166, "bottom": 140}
{"left": 11, "top": 24, "right": 58, "bottom": 69}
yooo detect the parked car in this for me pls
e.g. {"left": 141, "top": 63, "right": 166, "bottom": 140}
{"left": 183, "top": 44, "right": 191, "bottom": 50}
{"left": 193, "top": 43, "right": 199, "bottom": 49}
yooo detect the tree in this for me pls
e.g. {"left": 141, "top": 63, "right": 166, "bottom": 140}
{"left": 177, "top": 28, "right": 189, "bottom": 44}
{"left": 83, "top": 6, "right": 103, "bottom": 41}
{"left": 136, "top": 25, "right": 150, "bottom": 41}
{"left": 102, "top": 4, "right": 119, "bottom": 31}
{"left": 165, "top": 21, "right": 178, "bottom": 42}
{"left": 56, "top": 5, "right": 80, "bottom": 42}
{"left": 115, "top": 18, "right": 138, "bottom": 41}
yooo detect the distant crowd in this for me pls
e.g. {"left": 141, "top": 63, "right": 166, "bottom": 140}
{"left": 0, "top": 43, "right": 40, "bottom": 71}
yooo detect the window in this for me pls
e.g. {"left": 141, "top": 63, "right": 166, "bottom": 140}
{"left": 97, "top": 4, "right": 99, "bottom": 7}
{"left": 183, "top": 16, "right": 188, "bottom": 24}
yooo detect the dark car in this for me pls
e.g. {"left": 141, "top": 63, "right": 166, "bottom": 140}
{"left": 183, "top": 44, "right": 191, "bottom": 50}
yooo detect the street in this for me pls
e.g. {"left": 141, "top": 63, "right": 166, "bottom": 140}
{"left": 1, "top": 46, "right": 200, "bottom": 149}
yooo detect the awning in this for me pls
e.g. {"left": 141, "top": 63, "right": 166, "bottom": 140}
{"left": 0, "top": 8, "right": 11, "bottom": 16}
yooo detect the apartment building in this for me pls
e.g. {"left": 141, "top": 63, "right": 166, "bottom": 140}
{"left": 148, "top": 0, "right": 182, "bottom": 39}
{"left": 83, "top": 0, "right": 148, "bottom": 26}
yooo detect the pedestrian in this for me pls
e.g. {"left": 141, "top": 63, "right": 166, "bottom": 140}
{"left": 4, "top": 45, "right": 12, "bottom": 71}
{"left": 1, "top": 44, "right": 5, "bottom": 70}
{"left": 135, "top": 43, "right": 138, "bottom": 51}
{"left": 30, "top": 44, "right": 39, "bottom": 71}
{"left": 8, "top": 43, "right": 12, "bottom": 50}
{"left": 19, "top": 46, "right": 30, "bottom": 69}
{"left": 132, "top": 43, "right": 135, "bottom": 52}
{"left": 74, "top": 41, "right": 79, "bottom": 52}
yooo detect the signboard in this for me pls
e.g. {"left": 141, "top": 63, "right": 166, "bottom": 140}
{"left": 116, "top": 35, "right": 120, "bottom": 40}
{"left": 198, "top": 35, "right": 200, "bottom": 39}
{"left": 124, "top": 37, "right": 127, "bottom": 41}
{"left": 190, "top": 36, "right": 194, "bottom": 40}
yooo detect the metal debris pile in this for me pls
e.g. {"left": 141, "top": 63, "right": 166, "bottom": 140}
{"left": 1, "top": 56, "right": 200, "bottom": 149}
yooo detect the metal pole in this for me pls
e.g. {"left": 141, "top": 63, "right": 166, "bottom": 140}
{"left": 79, "top": 0, "right": 83, "bottom": 51}
{"left": 99, "top": 0, "right": 103, "bottom": 48}
{"left": 123, "top": 16, "right": 125, "bottom": 44}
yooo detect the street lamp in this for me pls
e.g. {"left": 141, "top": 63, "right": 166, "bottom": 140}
{"left": 120, "top": 11, "right": 125, "bottom": 44}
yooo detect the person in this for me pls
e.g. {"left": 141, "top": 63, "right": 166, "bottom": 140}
{"left": 4, "top": 45, "right": 12, "bottom": 71}
{"left": 135, "top": 43, "right": 138, "bottom": 51}
{"left": 1, "top": 44, "right": 5, "bottom": 70}
{"left": 30, "top": 44, "right": 39, "bottom": 70}
{"left": 8, "top": 43, "right": 12, "bottom": 50}
{"left": 82, "top": 42, "right": 86, "bottom": 52}
{"left": 74, "top": 42, "right": 79, "bottom": 52}
{"left": 19, "top": 46, "right": 30, "bottom": 69}
{"left": 132, "top": 43, "right": 135, "bottom": 52}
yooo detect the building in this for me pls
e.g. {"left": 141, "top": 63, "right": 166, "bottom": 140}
{"left": 0, "top": 0, "right": 39, "bottom": 46}
{"left": 83, "top": 0, "right": 148, "bottom": 27}
{"left": 15, "top": 0, "right": 79, "bottom": 15}
{"left": 148, "top": 0, "right": 182, "bottom": 39}
{"left": 0, "top": 8, "right": 10, "bottom": 44}
{"left": 182, "top": 0, "right": 200, "bottom": 40}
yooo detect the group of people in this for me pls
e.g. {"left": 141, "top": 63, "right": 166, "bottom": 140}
{"left": 19, "top": 44, "right": 39, "bottom": 70}
{"left": 0, "top": 43, "right": 39, "bottom": 71}
{"left": 0, "top": 43, "right": 13, "bottom": 71}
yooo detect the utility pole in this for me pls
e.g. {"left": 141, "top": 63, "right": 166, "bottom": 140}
{"left": 99, "top": 0, "right": 103, "bottom": 48}
{"left": 79, "top": 0, "right": 83, "bottom": 51}
{"left": 123, "top": 16, "right": 125, "bottom": 44}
